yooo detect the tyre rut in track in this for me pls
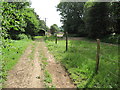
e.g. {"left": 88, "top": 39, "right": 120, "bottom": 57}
{"left": 4, "top": 41, "right": 44, "bottom": 88}
{"left": 39, "top": 39, "right": 75, "bottom": 88}
{"left": 4, "top": 39, "right": 75, "bottom": 88}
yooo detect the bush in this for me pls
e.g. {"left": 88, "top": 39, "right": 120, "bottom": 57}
{"left": 18, "top": 34, "right": 28, "bottom": 40}
{"left": 101, "top": 34, "right": 120, "bottom": 44}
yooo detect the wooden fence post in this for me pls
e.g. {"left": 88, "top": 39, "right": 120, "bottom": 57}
{"left": 95, "top": 39, "right": 100, "bottom": 74}
{"left": 55, "top": 34, "right": 57, "bottom": 44}
{"left": 66, "top": 31, "right": 68, "bottom": 51}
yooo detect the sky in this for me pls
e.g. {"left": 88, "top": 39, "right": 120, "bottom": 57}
{"left": 30, "top": 0, "right": 62, "bottom": 28}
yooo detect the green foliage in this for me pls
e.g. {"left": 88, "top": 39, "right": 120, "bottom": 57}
{"left": 18, "top": 34, "right": 28, "bottom": 40}
{"left": 84, "top": 2, "right": 109, "bottom": 38}
{"left": 50, "top": 24, "right": 60, "bottom": 35}
{"left": 45, "top": 37, "right": 118, "bottom": 88}
{"left": 109, "top": 2, "right": 120, "bottom": 34}
{"left": 1, "top": 1, "right": 48, "bottom": 40}
{"left": 57, "top": 2, "right": 120, "bottom": 43}
{"left": 1, "top": 2, "right": 28, "bottom": 39}
{"left": 44, "top": 69, "right": 55, "bottom": 88}
{"left": 101, "top": 34, "right": 120, "bottom": 44}
{"left": 44, "top": 70, "right": 52, "bottom": 83}
{"left": 57, "top": 2, "right": 85, "bottom": 35}
{"left": 23, "top": 8, "right": 42, "bottom": 37}
{"left": 39, "top": 20, "right": 49, "bottom": 32}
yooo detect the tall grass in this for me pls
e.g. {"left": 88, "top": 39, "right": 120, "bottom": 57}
{"left": 45, "top": 37, "right": 118, "bottom": 88}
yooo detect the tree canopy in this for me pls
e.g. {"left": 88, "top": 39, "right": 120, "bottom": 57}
{"left": 57, "top": 2, "right": 85, "bottom": 35}
{"left": 57, "top": 2, "right": 120, "bottom": 42}
{"left": 1, "top": 1, "right": 48, "bottom": 40}
{"left": 50, "top": 24, "right": 60, "bottom": 35}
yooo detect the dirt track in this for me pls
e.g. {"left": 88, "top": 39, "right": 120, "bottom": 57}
{"left": 4, "top": 39, "right": 75, "bottom": 88}
{"left": 39, "top": 39, "right": 75, "bottom": 88}
{"left": 4, "top": 42, "right": 44, "bottom": 88}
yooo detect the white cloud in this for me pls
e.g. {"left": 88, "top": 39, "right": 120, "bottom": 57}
{"left": 30, "top": 0, "right": 62, "bottom": 28}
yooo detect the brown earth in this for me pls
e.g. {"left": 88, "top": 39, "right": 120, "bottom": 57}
{"left": 4, "top": 38, "right": 75, "bottom": 88}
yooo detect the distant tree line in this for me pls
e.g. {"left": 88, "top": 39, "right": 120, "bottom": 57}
{"left": 57, "top": 1, "right": 120, "bottom": 43}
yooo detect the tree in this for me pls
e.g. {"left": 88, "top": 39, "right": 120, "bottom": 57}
{"left": 110, "top": 2, "right": 120, "bottom": 34}
{"left": 50, "top": 24, "right": 59, "bottom": 35}
{"left": 1, "top": 1, "right": 48, "bottom": 40}
{"left": 1, "top": 2, "right": 28, "bottom": 39}
{"left": 57, "top": 2, "right": 85, "bottom": 36}
{"left": 83, "top": 2, "right": 110, "bottom": 38}
{"left": 23, "top": 8, "right": 41, "bottom": 38}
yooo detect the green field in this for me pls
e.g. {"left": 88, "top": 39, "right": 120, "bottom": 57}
{"left": 45, "top": 36, "right": 119, "bottom": 88}
{"left": 0, "top": 39, "right": 31, "bottom": 85}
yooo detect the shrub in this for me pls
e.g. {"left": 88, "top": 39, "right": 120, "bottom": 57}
{"left": 18, "top": 34, "right": 28, "bottom": 40}
{"left": 101, "top": 34, "right": 120, "bottom": 44}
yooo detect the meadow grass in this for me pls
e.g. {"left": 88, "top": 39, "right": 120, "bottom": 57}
{"left": 45, "top": 36, "right": 118, "bottom": 88}
{"left": 34, "top": 36, "right": 44, "bottom": 39}
{"left": 1, "top": 39, "right": 32, "bottom": 85}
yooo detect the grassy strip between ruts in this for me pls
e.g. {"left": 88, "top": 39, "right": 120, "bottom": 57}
{"left": 28, "top": 42, "right": 36, "bottom": 61}
{"left": 0, "top": 39, "right": 32, "bottom": 88}
{"left": 45, "top": 36, "right": 118, "bottom": 88}
{"left": 39, "top": 45, "right": 56, "bottom": 88}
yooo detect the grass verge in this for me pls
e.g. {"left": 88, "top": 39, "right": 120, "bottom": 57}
{"left": 45, "top": 36, "right": 118, "bottom": 88}
{"left": 0, "top": 39, "right": 32, "bottom": 88}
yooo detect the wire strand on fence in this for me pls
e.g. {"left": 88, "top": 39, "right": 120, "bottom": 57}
{"left": 100, "top": 56, "right": 119, "bottom": 64}
{"left": 104, "top": 69, "right": 119, "bottom": 78}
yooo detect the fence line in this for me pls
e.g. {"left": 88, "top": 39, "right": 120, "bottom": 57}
{"left": 106, "top": 70, "right": 119, "bottom": 78}
{"left": 53, "top": 35, "right": 118, "bottom": 81}
{"left": 100, "top": 56, "right": 119, "bottom": 64}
